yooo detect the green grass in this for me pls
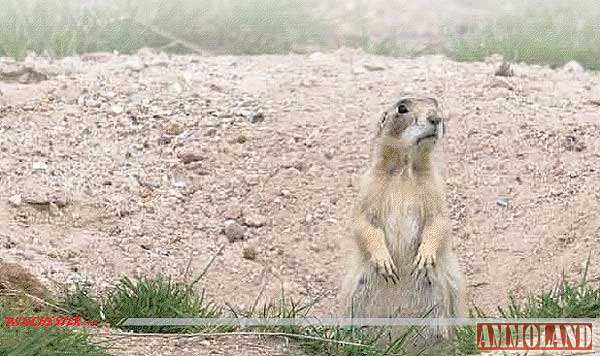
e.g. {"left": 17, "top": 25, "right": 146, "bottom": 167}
{"left": 453, "top": 323, "right": 481, "bottom": 355}
{"left": 2, "top": 0, "right": 599, "bottom": 69}
{"left": 62, "top": 275, "right": 222, "bottom": 333}
{"left": 0, "top": 0, "right": 157, "bottom": 59}
{"left": 227, "top": 287, "right": 428, "bottom": 355}
{"left": 498, "top": 269, "right": 600, "bottom": 319}
{"left": 0, "top": 299, "right": 108, "bottom": 356}
{"left": 455, "top": 260, "right": 600, "bottom": 354}
{"left": 447, "top": 0, "right": 600, "bottom": 70}
{"left": 58, "top": 262, "right": 600, "bottom": 355}
{"left": 5, "top": 264, "right": 599, "bottom": 355}
{"left": 0, "top": 0, "right": 329, "bottom": 59}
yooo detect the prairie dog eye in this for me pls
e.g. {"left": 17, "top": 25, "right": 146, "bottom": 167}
{"left": 397, "top": 104, "right": 409, "bottom": 114}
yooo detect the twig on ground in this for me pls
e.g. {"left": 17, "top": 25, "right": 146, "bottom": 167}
{"left": 0, "top": 289, "right": 72, "bottom": 314}
{"left": 100, "top": 330, "right": 374, "bottom": 348}
{"left": 129, "top": 18, "right": 206, "bottom": 55}
{"left": 183, "top": 248, "right": 194, "bottom": 283}
{"left": 188, "top": 243, "right": 225, "bottom": 291}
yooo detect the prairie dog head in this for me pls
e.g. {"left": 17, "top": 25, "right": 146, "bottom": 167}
{"left": 373, "top": 97, "right": 447, "bottom": 175}
{"left": 377, "top": 97, "right": 445, "bottom": 146}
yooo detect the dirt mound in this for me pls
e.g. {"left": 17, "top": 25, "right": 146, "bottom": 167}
{"left": 0, "top": 50, "right": 599, "bottom": 354}
{"left": 0, "top": 261, "right": 51, "bottom": 301}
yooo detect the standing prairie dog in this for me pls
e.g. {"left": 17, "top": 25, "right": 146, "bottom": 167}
{"left": 341, "top": 97, "right": 465, "bottom": 344}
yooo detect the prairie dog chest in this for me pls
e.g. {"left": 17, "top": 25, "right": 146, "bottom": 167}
{"left": 383, "top": 199, "right": 423, "bottom": 241}
{"left": 379, "top": 181, "right": 426, "bottom": 251}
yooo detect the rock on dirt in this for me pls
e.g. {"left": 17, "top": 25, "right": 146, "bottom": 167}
{"left": 224, "top": 220, "right": 245, "bottom": 242}
{"left": 21, "top": 190, "right": 69, "bottom": 208}
{"left": 249, "top": 111, "right": 265, "bottom": 123}
{"left": 232, "top": 134, "right": 248, "bottom": 144}
{"left": 494, "top": 61, "right": 514, "bottom": 77}
{"left": 178, "top": 152, "right": 204, "bottom": 164}
{"left": 243, "top": 213, "right": 267, "bottom": 228}
{"left": 32, "top": 161, "right": 48, "bottom": 171}
{"left": 7, "top": 194, "right": 22, "bottom": 207}
{"left": 164, "top": 122, "right": 184, "bottom": 136}
{"left": 489, "top": 78, "right": 515, "bottom": 91}
{"left": 110, "top": 105, "right": 124, "bottom": 115}
{"left": 242, "top": 246, "right": 258, "bottom": 260}
{"left": 561, "top": 60, "right": 584, "bottom": 74}
{"left": 0, "top": 65, "right": 48, "bottom": 84}
{"left": 496, "top": 198, "right": 511, "bottom": 207}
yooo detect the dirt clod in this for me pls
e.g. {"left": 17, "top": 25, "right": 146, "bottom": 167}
{"left": 0, "top": 261, "right": 51, "bottom": 301}
{"left": 242, "top": 246, "right": 258, "bottom": 260}
{"left": 178, "top": 152, "right": 204, "bottom": 164}
{"left": 249, "top": 112, "right": 265, "bottom": 123}
{"left": 8, "top": 194, "right": 22, "bottom": 207}
{"left": 489, "top": 78, "right": 515, "bottom": 91}
{"left": 561, "top": 60, "right": 584, "bottom": 74}
{"left": 224, "top": 220, "right": 245, "bottom": 242}
{"left": 494, "top": 61, "right": 514, "bottom": 77}
{"left": 243, "top": 213, "right": 267, "bottom": 228}
{"left": 0, "top": 65, "right": 48, "bottom": 84}
{"left": 232, "top": 134, "right": 247, "bottom": 144}
{"left": 563, "top": 135, "right": 586, "bottom": 152}
{"left": 165, "top": 122, "right": 183, "bottom": 136}
{"left": 496, "top": 198, "right": 511, "bottom": 207}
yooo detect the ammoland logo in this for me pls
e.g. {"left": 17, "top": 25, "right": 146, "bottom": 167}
{"left": 477, "top": 322, "right": 593, "bottom": 351}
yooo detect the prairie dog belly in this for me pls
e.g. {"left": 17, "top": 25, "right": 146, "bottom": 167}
{"left": 346, "top": 197, "right": 433, "bottom": 317}
{"left": 383, "top": 203, "right": 423, "bottom": 269}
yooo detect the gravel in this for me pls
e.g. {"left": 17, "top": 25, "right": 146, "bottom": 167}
{"left": 1, "top": 49, "right": 599, "bottom": 355}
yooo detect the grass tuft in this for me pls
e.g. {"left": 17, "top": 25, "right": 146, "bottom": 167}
{"left": 447, "top": 0, "right": 600, "bottom": 70}
{"left": 15, "top": 263, "right": 600, "bottom": 355}
{"left": 499, "top": 262, "right": 600, "bottom": 319}
{"left": 0, "top": 0, "right": 329, "bottom": 59}
{"left": 2, "top": 0, "right": 600, "bottom": 70}
{"left": 228, "top": 287, "right": 416, "bottom": 356}
{"left": 63, "top": 275, "right": 222, "bottom": 333}
{"left": 453, "top": 260, "right": 600, "bottom": 355}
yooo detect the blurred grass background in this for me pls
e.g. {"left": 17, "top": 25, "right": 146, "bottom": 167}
{"left": 0, "top": 0, "right": 599, "bottom": 69}
{"left": 447, "top": 0, "right": 600, "bottom": 70}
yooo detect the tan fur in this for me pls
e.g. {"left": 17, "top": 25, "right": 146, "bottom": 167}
{"left": 340, "top": 97, "right": 466, "bottom": 346}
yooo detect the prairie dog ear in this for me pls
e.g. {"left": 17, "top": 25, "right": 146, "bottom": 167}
{"left": 442, "top": 108, "right": 451, "bottom": 122}
{"left": 438, "top": 102, "right": 450, "bottom": 136}
{"left": 435, "top": 100, "right": 449, "bottom": 119}
{"left": 378, "top": 111, "right": 388, "bottom": 130}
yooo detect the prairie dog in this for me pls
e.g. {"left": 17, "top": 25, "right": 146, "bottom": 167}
{"left": 341, "top": 97, "right": 465, "bottom": 344}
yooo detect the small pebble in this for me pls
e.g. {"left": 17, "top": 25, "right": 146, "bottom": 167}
{"left": 244, "top": 213, "right": 267, "bottom": 228}
{"left": 496, "top": 198, "right": 511, "bottom": 207}
{"left": 8, "top": 194, "right": 22, "bottom": 207}
{"left": 242, "top": 246, "right": 257, "bottom": 260}
{"left": 110, "top": 105, "right": 124, "bottom": 115}
{"left": 32, "top": 162, "right": 48, "bottom": 170}
{"left": 224, "top": 220, "right": 245, "bottom": 242}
